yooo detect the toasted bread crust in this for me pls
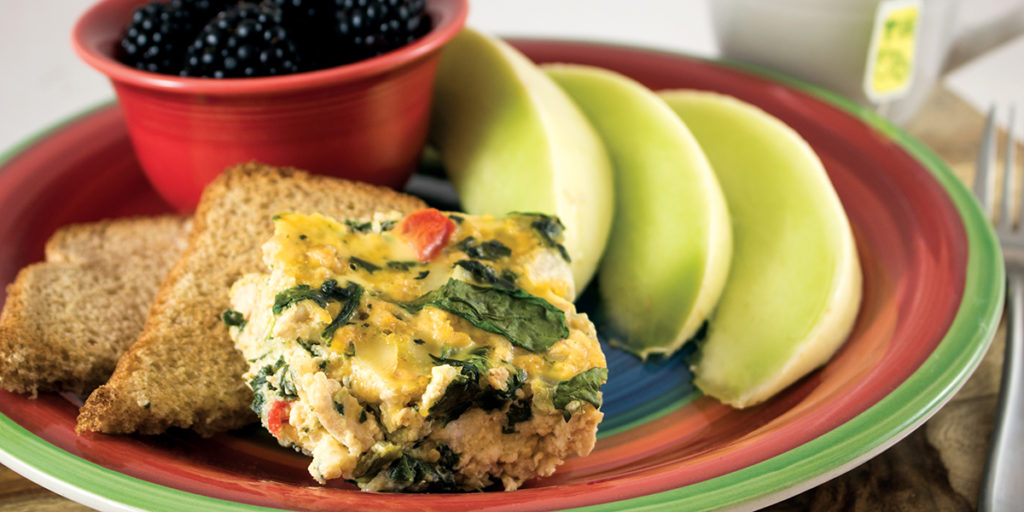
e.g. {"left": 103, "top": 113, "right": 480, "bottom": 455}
{"left": 44, "top": 216, "right": 192, "bottom": 265}
{"left": 76, "top": 163, "right": 426, "bottom": 436}
{"left": 0, "top": 216, "right": 190, "bottom": 396}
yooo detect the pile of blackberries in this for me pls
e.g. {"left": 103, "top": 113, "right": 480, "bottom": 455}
{"left": 118, "top": 0, "right": 431, "bottom": 78}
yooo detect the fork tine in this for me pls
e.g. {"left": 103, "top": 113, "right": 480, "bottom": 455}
{"left": 1000, "top": 106, "right": 1017, "bottom": 230}
{"left": 976, "top": 106, "right": 998, "bottom": 218}
{"left": 1007, "top": 105, "right": 1015, "bottom": 232}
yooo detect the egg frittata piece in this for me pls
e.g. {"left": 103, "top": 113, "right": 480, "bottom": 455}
{"left": 226, "top": 208, "right": 607, "bottom": 492}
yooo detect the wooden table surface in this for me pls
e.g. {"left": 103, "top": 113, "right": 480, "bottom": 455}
{"left": 0, "top": 87, "right": 1007, "bottom": 511}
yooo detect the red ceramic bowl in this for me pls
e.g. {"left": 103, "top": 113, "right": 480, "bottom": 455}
{"left": 72, "top": 0, "right": 468, "bottom": 212}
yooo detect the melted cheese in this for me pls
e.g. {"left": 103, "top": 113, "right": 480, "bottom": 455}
{"left": 264, "top": 212, "right": 600, "bottom": 391}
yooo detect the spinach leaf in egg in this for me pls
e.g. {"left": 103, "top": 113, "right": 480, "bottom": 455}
{"left": 453, "top": 260, "right": 517, "bottom": 291}
{"left": 273, "top": 280, "right": 363, "bottom": 343}
{"left": 353, "top": 442, "right": 403, "bottom": 481}
{"left": 272, "top": 284, "right": 326, "bottom": 314}
{"left": 401, "top": 279, "right": 568, "bottom": 353}
{"left": 454, "top": 236, "right": 512, "bottom": 261}
{"left": 387, "top": 260, "right": 419, "bottom": 271}
{"left": 426, "top": 367, "right": 482, "bottom": 423}
{"left": 552, "top": 367, "right": 608, "bottom": 421}
{"left": 323, "top": 282, "right": 368, "bottom": 346}
{"left": 222, "top": 309, "right": 246, "bottom": 328}
{"left": 349, "top": 257, "right": 381, "bottom": 273}
{"left": 428, "top": 348, "right": 525, "bottom": 423}
{"left": 344, "top": 219, "right": 373, "bottom": 233}
{"left": 503, "top": 400, "right": 533, "bottom": 434}
{"left": 386, "top": 453, "right": 458, "bottom": 492}
{"left": 525, "top": 213, "right": 571, "bottom": 262}
{"left": 248, "top": 357, "right": 287, "bottom": 415}
{"left": 429, "top": 347, "right": 489, "bottom": 380}
{"left": 276, "top": 364, "right": 299, "bottom": 400}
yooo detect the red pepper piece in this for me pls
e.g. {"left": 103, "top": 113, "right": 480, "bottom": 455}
{"left": 267, "top": 400, "right": 291, "bottom": 437}
{"left": 396, "top": 208, "right": 457, "bottom": 262}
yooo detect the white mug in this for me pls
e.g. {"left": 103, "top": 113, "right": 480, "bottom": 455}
{"left": 710, "top": 0, "right": 1018, "bottom": 124}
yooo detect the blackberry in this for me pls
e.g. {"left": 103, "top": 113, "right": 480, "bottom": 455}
{"left": 263, "top": 0, "right": 343, "bottom": 71}
{"left": 183, "top": 2, "right": 301, "bottom": 78}
{"left": 118, "top": 0, "right": 227, "bottom": 74}
{"left": 265, "top": 0, "right": 432, "bottom": 71}
{"left": 332, "top": 0, "right": 432, "bottom": 64}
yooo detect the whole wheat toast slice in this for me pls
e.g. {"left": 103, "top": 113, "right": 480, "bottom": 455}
{"left": 0, "top": 216, "right": 191, "bottom": 396}
{"left": 77, "top": 163, "right": 426, "bottom": 436}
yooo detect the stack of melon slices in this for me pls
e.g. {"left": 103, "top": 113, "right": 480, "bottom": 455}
{"left": 428, "top": 29, "right": 862, "bottom": 409}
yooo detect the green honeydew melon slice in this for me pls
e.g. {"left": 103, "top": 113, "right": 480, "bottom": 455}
{"left": 661, "top": 90, "right": 862, "bottom": 408}
{"left": 545, "top": 64, "right": 733, "bottom": 358}
{"left": 428, "top": 29, "right": 615, "bottom": 295}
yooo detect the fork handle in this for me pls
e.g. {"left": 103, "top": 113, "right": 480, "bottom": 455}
{"left": 980, "top": 273, "right": 1024, "bottom": 512}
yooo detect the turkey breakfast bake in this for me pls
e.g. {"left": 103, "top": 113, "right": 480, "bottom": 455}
{"left": 226, "top": 208, "right": 607, "bottom": 492}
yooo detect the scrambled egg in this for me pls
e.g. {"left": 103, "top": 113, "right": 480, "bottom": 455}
{"left": 226, "top": 209, "right": 607, "bottom": 492}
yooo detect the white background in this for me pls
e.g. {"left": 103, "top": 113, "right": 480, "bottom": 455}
{"left": 1, "top": 0, "right": 1022, "bottom": 154}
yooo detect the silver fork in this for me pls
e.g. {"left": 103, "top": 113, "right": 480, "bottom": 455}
{"left": 976, "top": 105, "right": 1023, "bottom": 512}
